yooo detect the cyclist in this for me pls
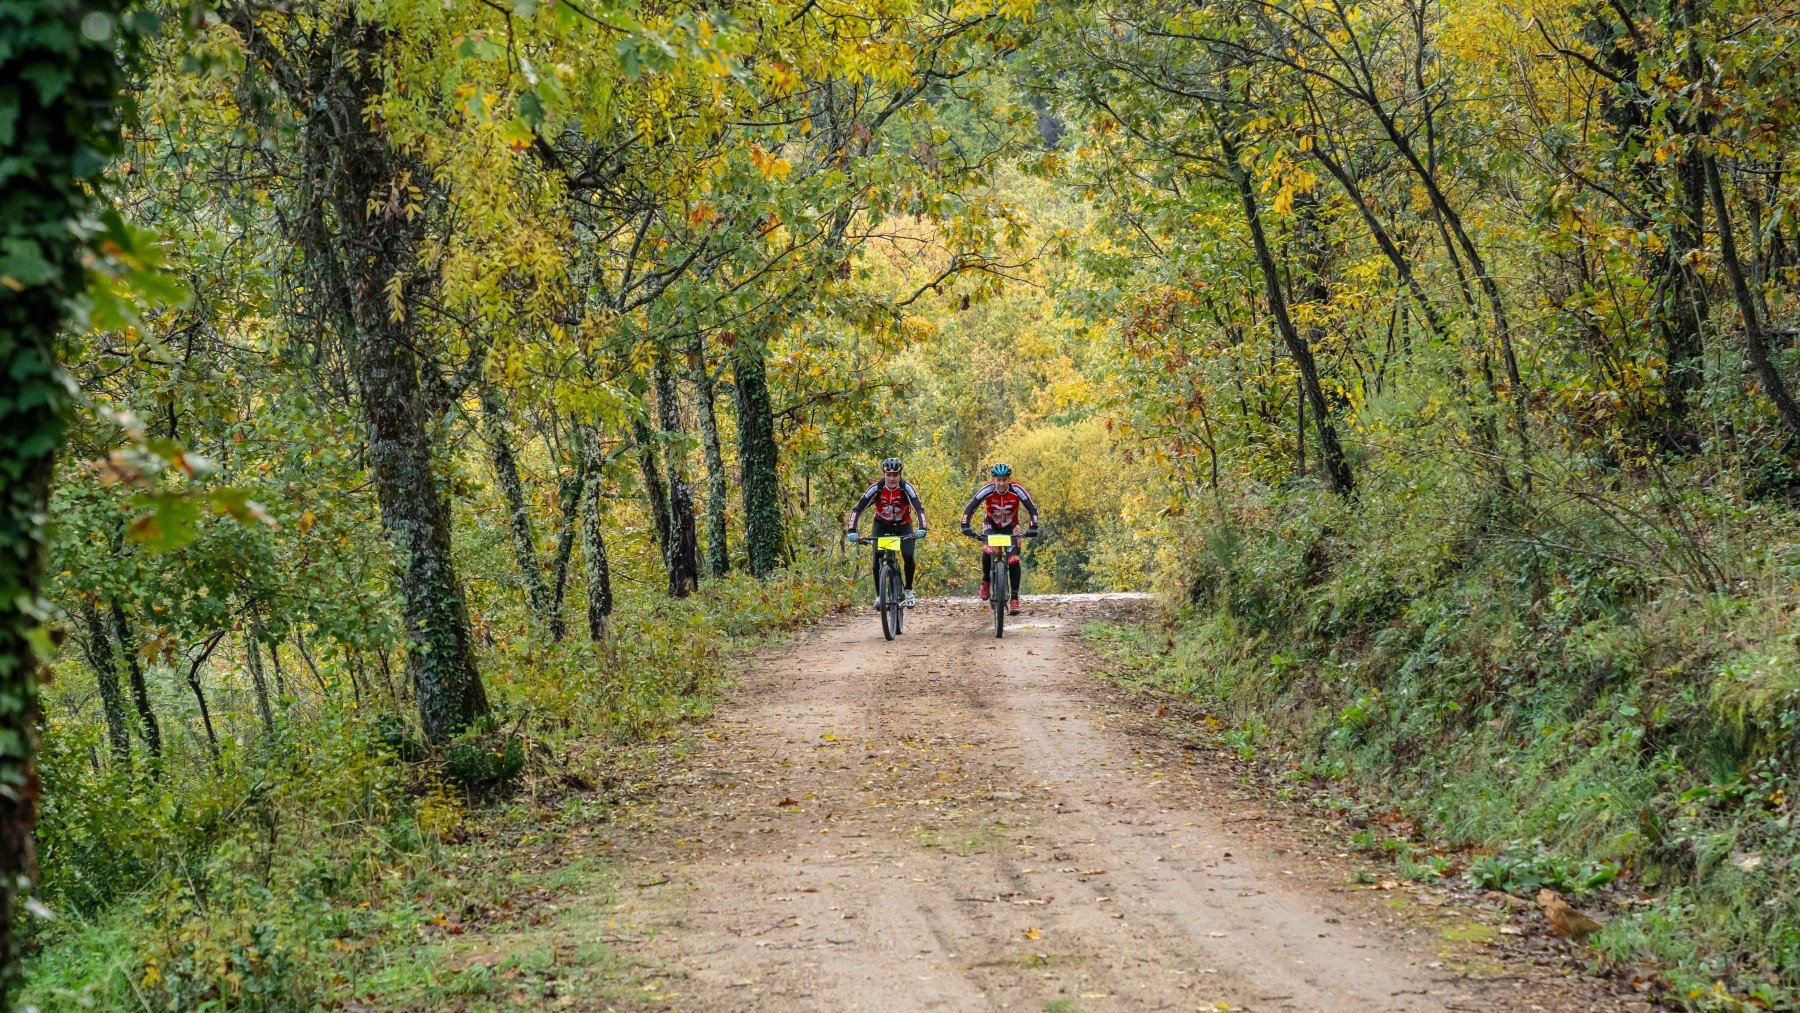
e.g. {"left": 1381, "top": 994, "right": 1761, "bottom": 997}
{"left": 960, "top": 462, "right": 1040, "bottom": 615}
{"left": 846, "top": 457, "right": 928, "bottom": 608}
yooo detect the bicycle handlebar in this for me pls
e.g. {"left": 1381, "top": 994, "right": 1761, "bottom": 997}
{"left": 847, "top": 531, "right": 927, "bottom": 545}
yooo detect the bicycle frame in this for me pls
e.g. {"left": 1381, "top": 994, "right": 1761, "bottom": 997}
{"left": 964, "top": 528, "right": 1037, "bottom": 638}
{"left": 848, "top": 531, "right": 921, "bottom": 641}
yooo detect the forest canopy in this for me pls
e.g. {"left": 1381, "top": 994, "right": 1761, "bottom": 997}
{"left": 5, "top": 0, "right": 1800, "bottom": 1004}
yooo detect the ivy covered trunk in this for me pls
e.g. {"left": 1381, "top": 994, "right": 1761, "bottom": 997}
{"left": 655, "top": 360, "right": 700, "bottom": 597}
{"left": 292, "top": 16, "right": 488, "bottom": 741}
{"left": 77, "top": 600, "right": 133, "bottom": 766}
{"left": 0, "top": 0, "right": 141, "bottom": 994}
{"left": 341, "top": 231, "right": 489, "bottom": 741}
{"left": 732, "top": 344, "right": 786, "bottom": 578}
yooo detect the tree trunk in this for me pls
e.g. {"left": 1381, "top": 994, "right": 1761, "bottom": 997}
{"left": 1706, "top": 153, "right": 1800, "bottom": 440}
{"left": 655, "top": 359, "right": 700, "bottom": 598}
{"left": 242, "top": 627, "right": 276, "bottom": 737}
{"left": 733, "top": 344, "right": 786, "bottom": 577}
{"left": 111, "top": 602, "right": 160, "bottom": 759}
{"left": 546, "top": 457, "right": 589, "bottom": 642}
{"left": 77, "top": 600, "right": 133, "bottom": 768}
{"left": 254, "top": 613, "right": 286, "bottom": 703}
{"left": 630, "top": 416, "right": 672, "bottom": 555}
{"left": 689, "top": 343, "right": 732, "bottom": 578}
{"left": 185, "top": 633, "right": 225, "bottom": 762}
{"left": 1296, "top": 377, "right": 1307, "bottom": 477}
{"left": 1355, "top": 94, "right": 1532, "bottom": 478}
{"left": 1220, "top": 129, "right": 1354, "bottom": 496}
{"left": 277, "top": 15, "right": 487, "bottom": 742}
{"left": 478, "top": 385, "right": 553, "bottom": 625}
{"left": 580, "top": 437, "right": 616, "bottom": 640}
{"left": 1309, "top": 143, "right": 1451, "bottom": 341}
{"left": 1, "top": 1, "right": 142, "bottom": 990}
{"left": 295, "top": 627, "right": 327, "bottom": 695}
{"left": 347, "top": 263, "right": 489, "bottom": 741}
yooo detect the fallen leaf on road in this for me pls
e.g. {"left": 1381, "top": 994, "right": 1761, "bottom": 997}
{"left": 1537, "top": 888, "right": 1603, "bottom": 941}
{"left": 1024, "top": 928, "right": 1041, "bottom": 939}
{"left": 776, "top": 797, "right": 798, "bottom": 807}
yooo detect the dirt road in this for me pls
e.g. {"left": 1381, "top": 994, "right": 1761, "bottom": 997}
{"left": 592, "top": 597, "right": 1638, "bottom": 1011}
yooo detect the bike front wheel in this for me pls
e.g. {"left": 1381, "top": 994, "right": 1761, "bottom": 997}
{"left": 991, "top": 555, "right": 1010, "bottom": 638}
{"left": 889, "top": 561, "right": 905, "bottom": 636}
{"left": 880, "top": 563, "right": 898, "bottom": 641}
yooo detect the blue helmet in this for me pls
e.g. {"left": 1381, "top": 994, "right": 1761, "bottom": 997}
{"left": 990, "top": 462, "right": 1012, "bottom": 478}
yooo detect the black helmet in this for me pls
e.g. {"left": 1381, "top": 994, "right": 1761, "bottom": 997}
{"left": 990, "top": 462, "right": 1012, "bottom": 478}
{"left": 881, "top": 457, "right": 903, "bottom": 474}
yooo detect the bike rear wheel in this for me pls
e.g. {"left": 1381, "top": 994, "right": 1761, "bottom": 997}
{"left": 880, "top": 562, "right": 897, "bottom": 641}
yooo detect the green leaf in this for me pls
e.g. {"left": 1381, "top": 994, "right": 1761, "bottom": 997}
{"left": 517, "top": 89, "right": 546, "bottom": 127}
{"left": 126, "top": 493, "right": 204, "bottom": 552}
{"left": 0, "top": 238, "right": 57, "bottom": 287}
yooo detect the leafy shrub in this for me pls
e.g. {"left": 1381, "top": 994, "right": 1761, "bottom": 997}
{"left": 442, "top": 734, "right": 526, "bottom": 794}
{"left": 1464, "top": 842, "right": 1620, "bottom": 896}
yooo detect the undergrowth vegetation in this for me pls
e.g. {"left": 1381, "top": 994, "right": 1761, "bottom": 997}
{"left": 26, "top": 555, "right": 850, "bottom": 1009}
{"left": 1089, "top": 476, "right": 1800, "bottom": 1007}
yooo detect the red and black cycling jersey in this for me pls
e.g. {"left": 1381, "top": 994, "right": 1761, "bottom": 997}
{"left": 962, "top": 482, "right": 1040, "bottom": 530}
{"left": 849, "top": 479, "right": 928, "bottom": 528}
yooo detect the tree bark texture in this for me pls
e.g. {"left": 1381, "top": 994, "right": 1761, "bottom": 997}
{"left": 77, "top": 600, "right": 133, "bottom": 767}
{"left": 580, "top": 436, "right": 615, "bottom": 640}
{"left": 546, "top": 458, "right": 589, "bottom": 642}
{"left": 250, "top": 13, "right": 489, "bottom": 741}
{"left": 631, "top": 416, "right": 672, "bottom": 555}
{"left": 110, "top": 602, "right": 160, "bottom": 758}
{"left": 655, "top": 360, "right": 700, "bottom": 597}
{"left": 243, "top": 627, "right": 276, "bottom": 736}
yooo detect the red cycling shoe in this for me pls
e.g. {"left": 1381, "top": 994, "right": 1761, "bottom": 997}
{"left": 979, "top": 580, "right": 990, "bottom": 601}
{"left": 1009, "top": 597, "right": 1022, "bottom": 616}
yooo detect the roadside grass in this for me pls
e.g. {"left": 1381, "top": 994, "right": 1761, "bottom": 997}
{"left": 1083, "top": 566, "right": 1800, "bottom": 1013}
{"left": 22, "top": 555, "right": 855, "bottom": 1010}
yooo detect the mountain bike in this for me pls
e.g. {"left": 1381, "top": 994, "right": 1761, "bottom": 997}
{"left": 965, "top": 528, "right": 1038, "bottom": 638}
{"left": 848, "top": 531, "right": 922, "bottom": 641}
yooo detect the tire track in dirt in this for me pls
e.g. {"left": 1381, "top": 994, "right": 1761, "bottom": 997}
{"left": 592, "top": 596, "right": 1638, "bottom": 1011}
